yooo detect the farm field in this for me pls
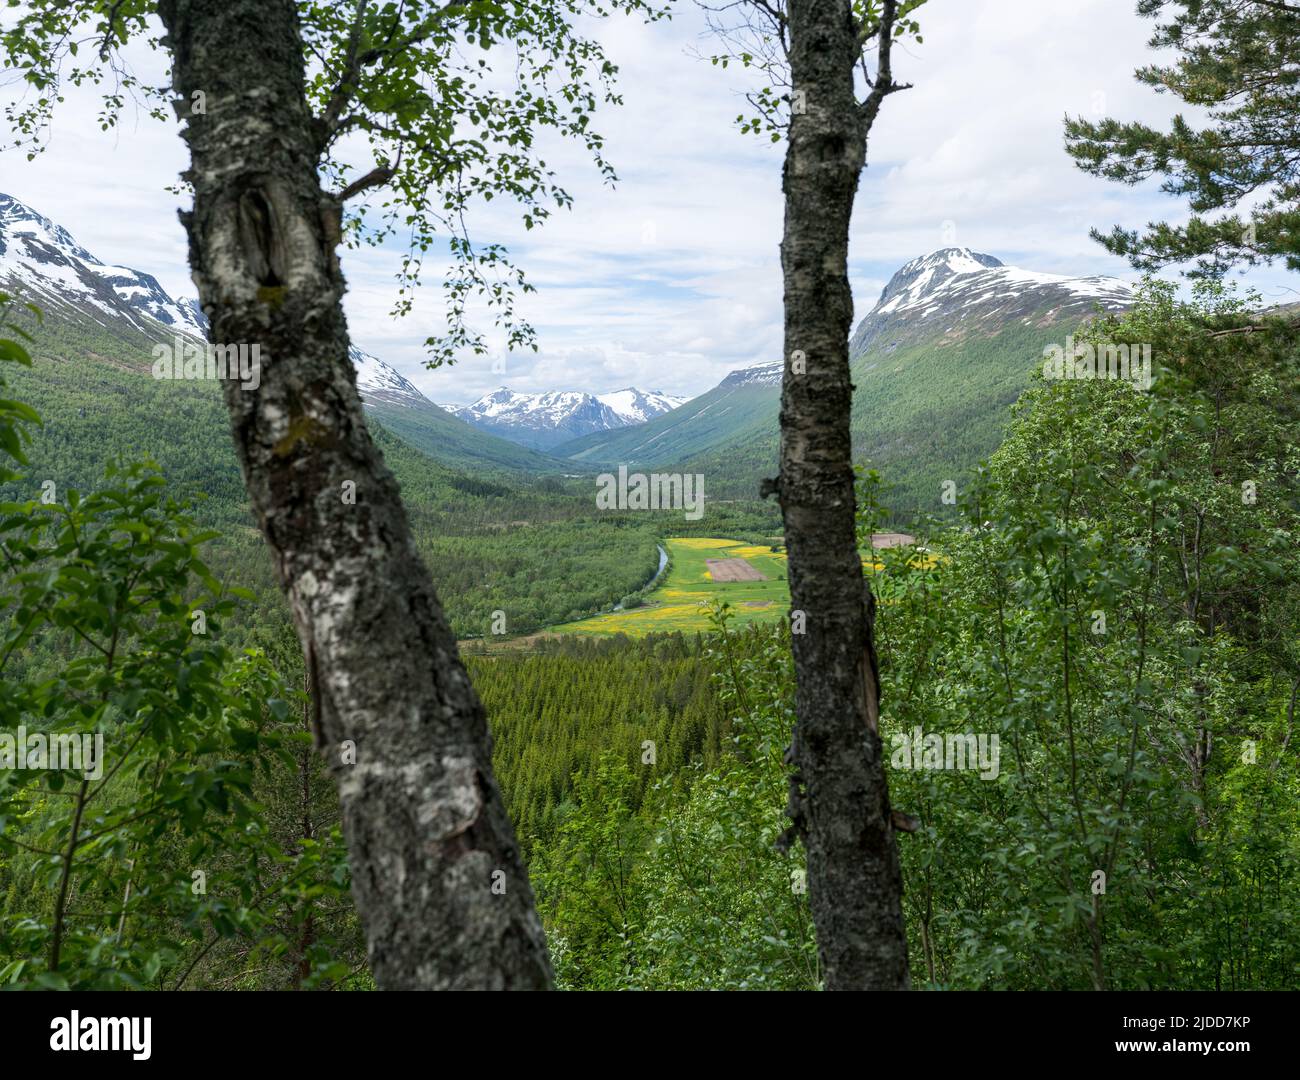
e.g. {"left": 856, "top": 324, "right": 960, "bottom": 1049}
{"left": 515, "top": 535, "right": 935, "bottom": 640}
{"left": 550, "top": 537, "right": 792, "bottom": 635}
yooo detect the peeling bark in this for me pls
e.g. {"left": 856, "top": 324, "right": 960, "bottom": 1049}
{"left": 773, "top": 0, "right": 909, "bottom": 990}
{"left": 157, "top": 0, "right": 552, "bottom": 990}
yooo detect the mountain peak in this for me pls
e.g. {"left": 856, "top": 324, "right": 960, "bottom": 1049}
{"left": 854, "top": 248, "right": 1134, "bottom": 354}
{"left": 349, "top": 345, "right": 431, "bottom": 410}
{"left": 0, "top": 192, "right": 98, "bottom": 264}
{"left": 875, "top": 248, "right": 1004, "bottom": 313}
{"left": 721, "top": 360, "right": 783, "bottom": 388}
{"left": 906, "top": 247, "right": 1004, "bottom": 273}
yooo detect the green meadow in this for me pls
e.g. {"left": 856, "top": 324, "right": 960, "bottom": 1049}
{"left": 551, "top": 537, "right": 792, "bottom": 635}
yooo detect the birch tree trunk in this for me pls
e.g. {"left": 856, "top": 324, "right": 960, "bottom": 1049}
{"left": 773, "top": 0, "right": 910, "bottom": 990}
{"left": 157, "top": 0, "right": 552, "bottom": 990}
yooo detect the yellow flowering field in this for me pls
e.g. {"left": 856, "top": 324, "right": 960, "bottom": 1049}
{"left": 547, "top": 536, "right": 936, "bottom": 637}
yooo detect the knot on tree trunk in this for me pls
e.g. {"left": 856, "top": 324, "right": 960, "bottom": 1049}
{"left": 238, "top": 188, "right": 286, "bottom": 287}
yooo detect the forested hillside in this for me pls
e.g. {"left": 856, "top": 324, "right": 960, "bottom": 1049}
{"left": 558, "top": 250, "right": 1139, "bottom": 517}
{"left": 0, "top": 345, "right": 681, "bottom": 638}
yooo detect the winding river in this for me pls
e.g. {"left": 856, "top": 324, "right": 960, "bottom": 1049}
{"left": 613, "top": 543, "right": 668, "bottom": 610}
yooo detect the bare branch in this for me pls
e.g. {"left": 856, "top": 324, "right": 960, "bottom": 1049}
{"left": 860, "top": 0, "right": 910, "bottom": 132}
{"left": 333, "top": 162, "right": 396, "bottom": 202}
{"left": 98, "top": 0, "right": 129, "bottom": 60}
{"left": 1207, "top": 317, "right": 1300, "bottom": 336}
{"left": 316, "top": 0, "right": 372, "bottom": 150}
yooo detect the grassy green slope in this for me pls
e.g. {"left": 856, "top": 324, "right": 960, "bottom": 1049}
{"left": 365, "top": 398, "right": 569, "bottom": 474}
{"left": 845, "top": 318, "right": 1054, "bottom": 518}
{"left": 675, "top": 315, "right": 1086, "bottom": 519}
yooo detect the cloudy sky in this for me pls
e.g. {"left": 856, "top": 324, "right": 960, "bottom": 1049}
{"left": 2, "top": 0, "right": 1294, "bottom": 405}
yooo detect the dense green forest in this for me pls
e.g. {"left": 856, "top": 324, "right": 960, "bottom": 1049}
{"left": 3, "top": 279, "right": 1295, "bottom": 989}
{"left": 520, "top": 281, "right": 1300, "bottom": 990}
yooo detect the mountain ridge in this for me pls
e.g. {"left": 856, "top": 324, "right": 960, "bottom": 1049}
{"left": 853, "top": 246, "right": 1133, "bottom": 354}
{"left": 0, "top": 191, "right": 565, "bottom": 475}
{"left": 448, "top": 385, "right": 687, "bottom": 450}
{"left": 0, "top": 192, "right": 208, "bottom": 339}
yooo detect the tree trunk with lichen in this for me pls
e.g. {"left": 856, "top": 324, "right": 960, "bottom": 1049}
{"left": 157, "top": 0, "right": 551, "bottom": 990}
{"left": 770, "top": 0, "right": 909, "bottom": 990}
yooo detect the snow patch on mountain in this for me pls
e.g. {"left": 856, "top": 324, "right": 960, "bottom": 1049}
{"left": 598, "top": 388, "right": 687, "bottom": 423}
{"left": 851, "top": 247, "right": 1135, "bottom": 356}
{"left": 720, "top": 360, "right": 783, "bottom": 388}
{"left": 870, "top": 247, "right": 1133, "bottom": 320}
{"left": 449, "top": 385, "right": 685, "bottom": 448}
{"left": 0, "top": 193, "right": 207, "bottom": 337}
{"left": 349, "top": 345, "right": 432, "bottom": 409}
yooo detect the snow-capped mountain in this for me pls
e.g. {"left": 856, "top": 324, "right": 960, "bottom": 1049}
{"left": 1, "top": 192, "right": 447, "bottom": 406}
{"left": 0, "top": 192, "right": 571, "bottom": 469}
{"left": 348, "top": 345, "right": 433, "bottom": 409}
{"left": 852, "top": 247, "right": 1134, "bottom": 354}
{"left": 346, "top": 349, "right": 566, "bottom": 469}
{"left": 554, "top": 247, "right": 1138, "bottom": 512}
{"left": 448, "top": 386, "right": 687, "bottom": 450}
{"left": 597, "top": 388, "right": 687, "bottom": 424}
{"left": 0, "top": 192, "right": 207, "bottom": 338}
{"left": 719, "top": 360, "right": 782, "bottom": 389}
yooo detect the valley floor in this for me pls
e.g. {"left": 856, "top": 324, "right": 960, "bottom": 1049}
{"left": 553, "top": 537, "right": 790, "bottom": 635}
{"left": 495, "top": 533, "right": 929, "bottom": 640}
